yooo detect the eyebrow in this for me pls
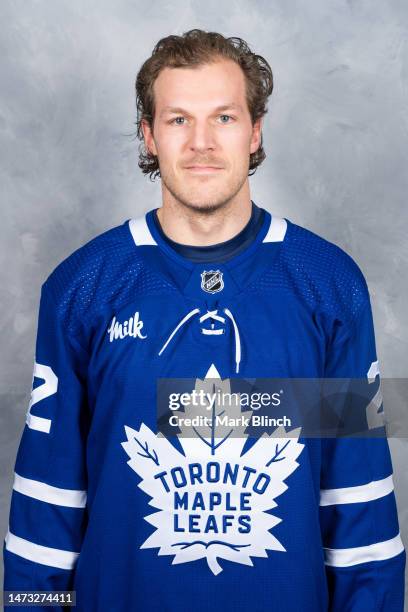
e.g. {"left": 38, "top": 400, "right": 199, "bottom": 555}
{"left": 159, "top": 103, "right": 244, "bottom": 117}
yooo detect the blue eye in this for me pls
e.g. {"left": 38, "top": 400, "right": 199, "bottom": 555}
{"left": 172, "top": 117, "right": 185, "bottom": 125}
{"left": 219, "top": 115, "right": 232, "bottom": 123}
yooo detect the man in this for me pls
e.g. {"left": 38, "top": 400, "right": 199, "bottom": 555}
{"left": 3, "top": 29, "right": 405, "bottom": 611}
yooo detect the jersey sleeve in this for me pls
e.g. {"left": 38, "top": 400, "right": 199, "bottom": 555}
{"left": 320, "top": 296, "right": 406, "bottom": 611}
{"left": 3, "top": 282, "right": 90, "bottom": 599}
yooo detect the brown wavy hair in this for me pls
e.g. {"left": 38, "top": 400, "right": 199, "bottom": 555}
{"left": 135, "top": 29, "right": 274, "bottom": 181}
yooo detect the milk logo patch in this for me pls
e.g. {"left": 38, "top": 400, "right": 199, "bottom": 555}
{"left": 121, "top": 365, "right": 304, "bottom": 576}
{"left": 107, "top": 311, "right": 146, "bottom": 342}
{"left": 201, "top": 270, "right": 224, "bottom": 293}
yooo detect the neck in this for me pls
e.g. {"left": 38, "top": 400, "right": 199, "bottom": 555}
{"left": 156, "top": 191, "right": 253, "bottom": 247}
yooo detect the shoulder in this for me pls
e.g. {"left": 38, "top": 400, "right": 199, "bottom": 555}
{"left": 281, "top": 218, "right": 370, "bottom": 326}
{"left": 44, "top": 220, "right": 134, "bottom": 291}
{"left": 41, "top": 220, "right": 142, "bottom": 335}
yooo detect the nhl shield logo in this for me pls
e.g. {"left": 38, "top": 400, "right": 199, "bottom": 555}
{"left": 201, "top": 270, "right": 224, "bottom": 293}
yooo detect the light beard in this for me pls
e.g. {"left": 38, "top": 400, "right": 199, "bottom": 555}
{"left": 160, "top": 170, "right": 248, "bottom": 218}
{"left": 176, "top": 198, "right": 229, "bottom": 216}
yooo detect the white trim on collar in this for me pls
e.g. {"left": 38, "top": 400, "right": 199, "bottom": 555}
{"left": 129, "top": 212, "right": 287, "bottom": 246}
{"left": 262, "top": 216, "right": 287, "bottom": 243}
{"left": 129, "top": 216, "right": 157, "bottom": 246}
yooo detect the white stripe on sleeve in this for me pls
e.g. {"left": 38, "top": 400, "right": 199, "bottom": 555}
{"left": 13, "top": 472, "right": 87, "bottom": 508}
{"left": 324, "top": 532, "right": 405, "bottom": 567}
{"left": 5, "top": 530, "right": 80, "bottom": 570}
{"left": 320, "top": 475, "right": 394, "bottom": 506}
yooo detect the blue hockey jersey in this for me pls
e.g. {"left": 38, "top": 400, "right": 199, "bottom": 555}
{"left": 3, "top": 207, "right": 406, "bottom": 611}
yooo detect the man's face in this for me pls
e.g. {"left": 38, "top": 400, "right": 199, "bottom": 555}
{"left": 142, "top": 58, "right": 262, "bottom": 213}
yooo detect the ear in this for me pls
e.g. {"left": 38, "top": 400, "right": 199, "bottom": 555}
{"left": 250, "top": 116, "right": 263, "bottom": 155}
{"left": 141, "top": 118, "right": 158, "bottom": 156}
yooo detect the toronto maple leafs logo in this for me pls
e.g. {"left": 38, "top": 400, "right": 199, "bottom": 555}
{"left": 121, "top": 365, "right": 304, "bottom": 576}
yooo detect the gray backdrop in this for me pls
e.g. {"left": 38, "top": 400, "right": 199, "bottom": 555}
{"left": 1, "top": 0, "right": 407, "bottom": 604}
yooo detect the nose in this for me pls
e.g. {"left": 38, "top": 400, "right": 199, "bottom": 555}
{"left": 188, "top": 120, "right": 217, "bottom": 153}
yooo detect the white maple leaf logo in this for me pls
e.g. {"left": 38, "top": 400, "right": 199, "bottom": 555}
{"left": 121, "top": 365, "right": 304, "bottom": 576}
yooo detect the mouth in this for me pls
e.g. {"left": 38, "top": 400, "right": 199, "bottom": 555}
{"left": 184, "top": 166, "right": 224, "bottom": 174}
